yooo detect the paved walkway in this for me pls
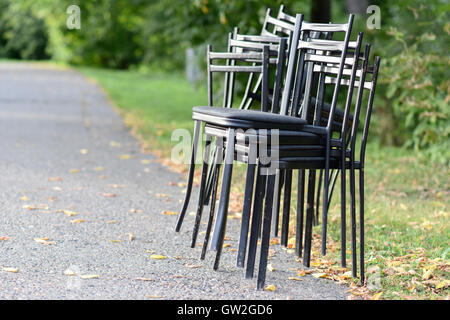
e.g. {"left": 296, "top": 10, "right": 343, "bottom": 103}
{"left": 0, "top": 62, "right": 349, "bottom": 299}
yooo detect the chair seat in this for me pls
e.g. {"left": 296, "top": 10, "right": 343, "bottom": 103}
{"left": 204, "top": 124, "right": 323, "bottom": 145}
{"left": 275, "top": 156, "right": 340, "bottom": 170}
{"left": 235, "top": 143, "right": 325, "bottom": 158}
{"left": 193, "top": 106, "right": 307, "bottom": 130}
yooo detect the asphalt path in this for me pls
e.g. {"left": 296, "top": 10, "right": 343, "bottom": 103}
{"left": 0, "top": 62, "right": 349, "bottom": 300}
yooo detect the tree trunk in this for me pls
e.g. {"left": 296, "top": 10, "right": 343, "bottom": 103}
{"left": 310, "top": 0, "right": 331, "bottom": 23}
{"left": 346, "top": 0, "right": 368, "bottom": 14}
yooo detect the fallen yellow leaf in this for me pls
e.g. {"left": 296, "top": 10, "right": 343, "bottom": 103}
{"left": 297, "top": 270, "right": 308, "bottom": 277}
{"left": 436, "top": 280, "right": 450, "bottom": 290}
{"left": 134, "top": 277, "right": 152, "bottom": 281}
{"left": 80, "top": 149, "right": 88, "bottom": 154}
{"left": 22, "top": 204, "right": 37, "bottom": 210}
{"left": 102, "top": 193, "right": 116, "bottom": 197}
{"left": 371, "top": 292, "right": 383, "bottom": 300}
{"left": 109, "top": 141, "right": 121, "bottom": 147}
{"left": 70, "top": 219, "right": 86, "bottom": 224}
{"left": 312, "top": 273, "right": 328, "bottom": 279}
{"left": 64, "top": 269, "right": 76, "bottom": 276}
{"left": 156, "top": 193, "right": 168, "bottom": 198}
{"left": 288, "top": 277, "right": 304, "bottom": 281}
{"left": 20, "top": 196, "right": 29, "bottom": 201}
{"left": 70, "top": 168, "right": 79, "bottom": 173}
{"left": 2, "top": 267, "right": 18, "bottom": 273}
{"left": 265, "top": 284, "right": 276, "bottom": 292}
{"left": 269, "top": 238, "right": 280, "bottom": 245}
{"left": 79, "top": 274, "right": 99, "bottom": 279}
{"left": 422, "top": 268, "right": 434, "bottom": 280}
{"left": 34, "top": 237, "right": 53, "bottom": 245}
{"left": 150, "top": 255, "right": 167, "bottom": 260}
{"left": 162, "top": 210, "right": 178, "bottom": 215}
{"left": 119, "top": 154, "right": 131, "bottom": 159}
{"left": 63, "top": 210, "right": 78, "bottom": 217}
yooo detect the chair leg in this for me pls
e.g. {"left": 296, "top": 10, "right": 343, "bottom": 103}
{"left": 280, "top": 169, "right": 292, "bottom": 247}
{"left": 340, "top": 158, "right": 347, "bottom": 268}
{"left": 191, "top": 134, "right": 212, "bottom": 248}
{"left": 271, "top": 169, "right": 282, "bottom": 238}
{"left": 203, "top": 147, "right": 217, "bottom": 206}
{"left": 327, "top": 169, "right": 339, "bottom": 212}
{"left": 213, "top": 210, "right": 228, "bottom": 271}
{"left": 359, "top": 168, "right": 365, "bottom": 285}
{"left": 245, "top": 165, "right": 266, "bottom": 279}
{"left": 350, "top": 164, "right": 357, "bottom": 277}
{"left": 321, "top": 143, "right": 330, "bottom": 256}
{"left": 210, "top": 129, "right": 235, "bottom": 253}
{"left": 175, "top": 120, "right": 201, "bottom": 232}
{"left": 201, "top": 163, "right": 220, "bottom": 260}
{"left": 295, "top": 170, "right": 305, "bottom": 258}
{"left": 303, "top": 170, "right": 316, "bottom": 267}
{"left": 257, "top": 173, "right": 276, "bottom": 290}
{"left": 314, "top": 169, "right": 323, "bottom": 226}
{"left": 236, "top": 142, "right": 257, "bottom": 268}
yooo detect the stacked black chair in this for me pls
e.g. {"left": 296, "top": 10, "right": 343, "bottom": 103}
{"left": 174, "top": 6, "right": 380, "bottom": 290}
{"left": 175, "top": 8, "right": 296, "bottom": 234}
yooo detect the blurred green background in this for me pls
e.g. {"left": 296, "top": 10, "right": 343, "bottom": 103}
{"left": 0, "top": 0, "right": 448, "bottom": 300}
{"left": 0, "top": 0, "right": 448, "bottom": 163}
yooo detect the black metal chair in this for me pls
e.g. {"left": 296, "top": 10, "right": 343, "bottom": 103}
{"left": 175, "top": 9, "right": 296, "bottom": 234}
{"left": 195, "top": 38, "right": 291, "bottom": 270}
{"left": 242, "top": 48, "right": 381, "bottom": 287}
{"left": 240, "top": 16, "right": 361, "bottom": 289}
{"left": 267, "top": 41, "right": 370, "bottom": 279}
{"left": 174, "top": 32, "right": 291, "bottom": 273}
{"left": 174, "top": 5, "right": 380, "bottom": 290}
{"left": 189, "top": 14, "right": 359, "bottom": 289}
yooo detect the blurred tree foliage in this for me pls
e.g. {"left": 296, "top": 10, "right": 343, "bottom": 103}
{"left": 0, "top": 0, "right": 49, "bottom": 59}
{"left": 363, "top": 0, "right": 449, "bottom": 163}
{"left": 0, "top": 0, "right": 447, "bottom": 161}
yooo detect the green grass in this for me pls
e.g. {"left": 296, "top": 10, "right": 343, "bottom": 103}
{"left": 75, "top": 65, "right": 449, "bottom": 300}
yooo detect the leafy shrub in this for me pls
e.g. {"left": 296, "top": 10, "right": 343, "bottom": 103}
{"left": 0, "top": 1, "right": 49, "bottom": 60}
{"left": 381, "top": 31, "right": 449, "bottom": 163}
{"left": 369, "top": 1, "right": 450, "bottom": 163}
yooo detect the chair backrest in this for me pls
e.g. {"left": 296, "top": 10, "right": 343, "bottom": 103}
{"left": 207, "top": 33, "right": 287, "bottom": 113}
{"left": 261, "top": 7, "right": 295, "bottom": 38}
{"left": 278, "top": 13, "right": 357, "bottom": 138}
{"left": 240, "top": 6, "right": 336, "bottom": 112}
{"left": 354, "top": 55, "right": 381, "bottom": 165}
{"left": 313, "top": 45, "right": 381, "bottom": 165}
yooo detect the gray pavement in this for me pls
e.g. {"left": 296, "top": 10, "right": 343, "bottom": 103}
{"left": 0, "top": 62, "right": 349, "bottom": 299}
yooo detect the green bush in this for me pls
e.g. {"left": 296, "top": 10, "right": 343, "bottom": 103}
{"left": 367, "top": 0, "right": 450, "bottom": 163}
{"left": 0, "top": 1, "right": 49, "bottom": 60}
{"left": 381, "top": 32, "right": 449, "bottom": 163}
{"left": 56, "top": 0, "right": 147, "bottom": 69}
